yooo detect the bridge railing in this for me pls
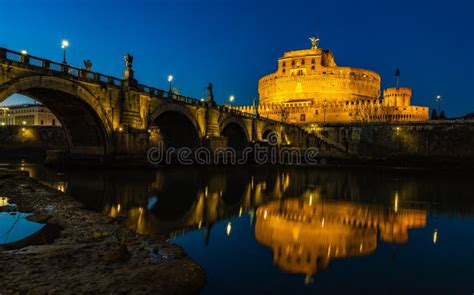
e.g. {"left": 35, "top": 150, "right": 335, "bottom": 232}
{"left": 217, "top": 105, "right": 304, "bottom": 130}
{"left": 0, "top": 47, "right": 123, "bottom": 87}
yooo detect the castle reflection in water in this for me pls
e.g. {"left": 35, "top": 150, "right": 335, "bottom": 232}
{"left": 255, "top": 199, "right": 426, "bottom": 282}
{"left": 14, "top": 164, "right": 474, "bottom": 283}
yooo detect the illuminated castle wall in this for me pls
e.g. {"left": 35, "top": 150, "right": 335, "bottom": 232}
{"left": 236, "top": 41, "right": 429, "bottom": 124}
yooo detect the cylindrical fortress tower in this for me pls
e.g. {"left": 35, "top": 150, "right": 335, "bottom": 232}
{"left": 258, "top": 48, "right": 381, "bottom": 105}
{"left": 383, "top": 87, "right": 412, "bottom": 107}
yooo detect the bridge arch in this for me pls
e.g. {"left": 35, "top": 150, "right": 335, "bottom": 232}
{"left": 262, "top": 125, "right": 282, "bottom": 145}
{"left": 220, "top": 117, "right": 250, "bottom": 151}
{"left": 150, "top": 103, "right": 202, "bottom": 149}
{"left": 0, "top": 75, "right": 113, "bottom": 157}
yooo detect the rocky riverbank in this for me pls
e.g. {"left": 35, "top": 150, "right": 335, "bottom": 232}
{"left": 0, "top": 169, "right": 206, "bottom": 294}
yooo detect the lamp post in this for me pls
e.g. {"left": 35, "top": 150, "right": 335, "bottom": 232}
{"left": 229, "top": 95, "right": 235, "bottom": 108}
{"left": 61, "top": 39, "right": 69, "bottom": 64}
{"left": 435, "top": 95, "right": 442, "bottom": 113}
{"left": 168, "top": 75, "right": 174, "bottom": 93}
{"left": 20, "top": 50, "right": 29, "bottom": 63}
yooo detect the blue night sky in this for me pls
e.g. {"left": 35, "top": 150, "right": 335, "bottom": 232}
{"left": 0, "top": 0, "right": 472, "bottom": 117}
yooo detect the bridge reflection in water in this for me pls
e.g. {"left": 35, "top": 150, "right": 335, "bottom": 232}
{"left": 255, "top": 199, "right": 426, "bottom": 283}
{"left": 103, "top": 169, "right": 293, "bottom": 237}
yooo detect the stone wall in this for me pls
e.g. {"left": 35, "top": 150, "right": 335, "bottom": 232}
{"left": 312, "top": 121, "right": 474, "bottom": 161}
{"left": 0, "top": 126, "right": 66, "bottom": 150}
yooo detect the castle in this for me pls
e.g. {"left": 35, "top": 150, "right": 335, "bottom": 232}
{"left": 236, "top": 38, "right": 429, "bottom": 124}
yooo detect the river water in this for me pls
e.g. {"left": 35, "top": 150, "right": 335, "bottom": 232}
{"left": 1, "top": 162, "right": 473, "bottom": 294}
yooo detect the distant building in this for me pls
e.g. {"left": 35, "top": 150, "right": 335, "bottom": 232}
{"left": 236, "top": 39, "right": 429, "bottom": 124}
{"left": 0, "top": 104, "right": 61, "bottom": 126}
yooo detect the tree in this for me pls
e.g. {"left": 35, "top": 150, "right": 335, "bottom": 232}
{"left": 431, "top": 109, "right": 438, "bottom": 120}
{"left": 439, "top": 110, "right": 446, "bottom": 120}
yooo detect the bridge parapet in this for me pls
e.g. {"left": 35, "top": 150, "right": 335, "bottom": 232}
{"left": 0, "top": 47, "right": 123, "bottom": 87}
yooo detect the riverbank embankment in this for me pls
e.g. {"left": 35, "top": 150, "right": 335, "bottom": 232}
{"left": 0, "top": 169, "right": 206, "bottom": 294}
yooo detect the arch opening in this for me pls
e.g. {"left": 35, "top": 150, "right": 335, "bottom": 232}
{"left": 262, "top": 129, "right": 274, "bottom": 141}
{"left": 262, "top": 128, "right": 282, "bottom": 145}
{"left": 220, "top": 122, "right": 249, "bottom": 151}
{"left": 152, "top": 111, "right": 201, "bottom": 149}
{"left": 221, "top": 168, "right": 251, "bottom": 206}
{"left": 0, "top": 89, "right": 109, "bottom": 158}
{"left": 149, "top": 169, "right": 201, "bottom": 221}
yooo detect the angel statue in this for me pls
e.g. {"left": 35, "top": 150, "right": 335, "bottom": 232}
{"left": 207, "top": 82, "right": 214, "bottom": 102}
{"left": 309, "top": 37, "right": 320, "bottom": 49}
{"left": 252, "top": 97, "right": 259, "bottom": 117}
{"left": 83, "top": 59, "right": 92, "bottom": 71}
{"left": 124, "top": 53, "right": 133, "bottom": 70}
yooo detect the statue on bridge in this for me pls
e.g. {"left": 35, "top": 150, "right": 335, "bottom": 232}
{"left": 253, "top": 97, "right": 259, "bottom": 117}
{"left": 123, "top": 53, "right": 136, "bottom": 85}
{"left": 207, "top": 82, "right": 216, "bottom": 106}
{"left": 83, "top": 59, "right": 92, "bottom": 71}
{"left": 124, "top": 54, "right": 133, "bottom": 70}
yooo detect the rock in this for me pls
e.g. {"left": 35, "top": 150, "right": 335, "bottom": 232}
{"left": 26, "top": 213, "right": 52, "bottom": 223}
{"left": 103, "top": 244, "right": 130, "bottom": 264}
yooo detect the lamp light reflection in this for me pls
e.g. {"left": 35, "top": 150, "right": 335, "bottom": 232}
{"left": 226, "top": 222, "right": 232, "bottom": 236}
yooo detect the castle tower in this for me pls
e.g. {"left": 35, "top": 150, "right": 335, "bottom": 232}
{"left": 383, "top": 87, "right": 412, "bottom": 107}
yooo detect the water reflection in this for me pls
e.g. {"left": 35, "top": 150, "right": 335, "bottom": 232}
{"left": 101, "top": 169, "right": 294, "bottom": 236}
{"left": 0, "top": 213, "right": 45, "bottom": 248}
{"left": 255, "top": 199, "right": 426, "bottom": 282}
{"left": 3, "top": 162, "right": 474, "bottom": 292}
{"left": 4, "top": 163, "right": 474, "bottom": 239}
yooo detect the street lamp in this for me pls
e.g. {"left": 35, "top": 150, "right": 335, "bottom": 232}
{"left": 229, "top": 95, "right": 235, "bottom": 107}
{"left": 61, "top": 39, "right": 69, "bottom": 64}
{"left": 435, "top": 95, "right": 442, "bottom": 113}
{"left": 20, "top": 49, "right": 28, "bottom": 55}
{"left": 168, "top": 75, "right": 173, "bottom": 93}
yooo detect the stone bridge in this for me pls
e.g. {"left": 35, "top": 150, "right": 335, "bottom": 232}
{"left": 0, "top": 48, "right": 322, "bottom": 162}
